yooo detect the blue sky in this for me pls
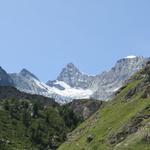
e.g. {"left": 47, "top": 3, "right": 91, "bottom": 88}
{"left": 0, "top": 0, "right": 150, "bottom": 81}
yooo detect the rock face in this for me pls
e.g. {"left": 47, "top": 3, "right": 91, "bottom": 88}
{"left": 90, "top": 56, "right": 147, "bottom": 100}
{"left": 0, "top": 67, "right": 14, "bottom": 86}
{"left": 57, "top": 63, "right": 94, "bottom": 89}
{"left": 67, "top": 99, "right": 104, "bottom": 120}
{"left": 87, "top": 134, "right": 95, "bottom": 143}
{"left": 108, "top": 105, "right": 150, "bottom": 145}
{"left": 10, "top": 69, "right": 48, "bottom": 95}
{"left": 10, "top": 69, "right": 67, "bottom": 103}
{"left": 19, "top": 69, "right": 39, "bottom": 81}
{"left": 144, "top": 131, "right": 150, "bottom": 142}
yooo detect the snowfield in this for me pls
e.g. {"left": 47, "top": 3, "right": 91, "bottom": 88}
{"left": 33, "top": 79, "right": 93, "bottom": 103}
{"left": 125, "top": 55, "right": 137, "bottom": 59}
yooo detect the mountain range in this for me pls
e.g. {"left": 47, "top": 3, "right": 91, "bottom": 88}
{"left": 58, "top": 57, "right": 150, "bottom": 150}
{"left": 0, "top": 56, "right": 148, "bottom": 103}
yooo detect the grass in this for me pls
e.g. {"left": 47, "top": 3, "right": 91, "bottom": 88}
{"left": 58, "top": 77, "right": 150, "bottom": 150}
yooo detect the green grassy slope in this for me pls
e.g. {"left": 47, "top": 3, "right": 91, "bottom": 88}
{"left": 58, "top": 65, "right": 150, "bottom": 150}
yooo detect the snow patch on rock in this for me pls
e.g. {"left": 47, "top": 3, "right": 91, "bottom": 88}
{"left": 125, "top": 55, "right": 137, "bottom": 59}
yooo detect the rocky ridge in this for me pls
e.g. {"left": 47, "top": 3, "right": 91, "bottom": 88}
{"left": 0, "top": 56, "right": 148, "bottom": 103}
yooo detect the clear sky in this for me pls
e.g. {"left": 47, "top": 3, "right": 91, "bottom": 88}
{"left": 0, "top": 0, "right": 150, "bottom": 81}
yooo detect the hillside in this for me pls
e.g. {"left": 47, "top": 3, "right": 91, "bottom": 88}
{"left": 58, "top": 62, "right": 150, "bottom": 150}
{"left": 0, "top": 87, "right": 82, "bottom": 150}
{"left": 0, "top": 86, "right": 57, "bottom": 106}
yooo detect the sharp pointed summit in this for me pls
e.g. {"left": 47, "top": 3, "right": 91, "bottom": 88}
{"left": 60, "top": 62, "right": 81, "bottom": 75}
{"left": 57, "top": 62, "right": 93, "bottom": 89}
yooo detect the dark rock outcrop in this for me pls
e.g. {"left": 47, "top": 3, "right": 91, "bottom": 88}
{"left": 143, "top": 131, "right": 150, "bottom": 142}
{"left": 142, "top": 85, "right": 150, "bottom": 98}
{"left": 108, "top": 105, "right": 150, "bottom": 145}
{"left": 67, "top": 99, "right": 104, "bottom": 120}
{"left": 0, "top": 67, "right": 14, "bottom": 86}
{"left": 87, "top": 134, "right": 95, "bottom": 143}
{"left": 125, "top": 82, "right": 146, "bottom": 100}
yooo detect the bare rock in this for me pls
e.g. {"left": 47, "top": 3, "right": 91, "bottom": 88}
{"left": 87, "top": 134, "right": 95, "bottom": 143}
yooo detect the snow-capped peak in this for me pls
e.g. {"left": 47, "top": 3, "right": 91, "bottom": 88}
{"left": 125, "top": 55, "right": 137, "bottom": 59}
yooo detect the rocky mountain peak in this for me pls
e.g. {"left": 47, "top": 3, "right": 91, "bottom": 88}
{"left": 66, "top": 62, "right": 77, "bottom": 68}
{"left": 56, "top": 62, "right": 95, "bottom": 89}
{"left": 114, "top": 56, "right": 146, "bottom": 73}
{"left": 20, "top": 68, "right": 39, "bottom": 80}
{"left": 57, "top": 63, "right": 82, "bottom": 86}
{"left": 62, "top": 63, "right": 81, "bottom": 74}
{"left": 0, "top": 66, "right": 14, "bottom": 86}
